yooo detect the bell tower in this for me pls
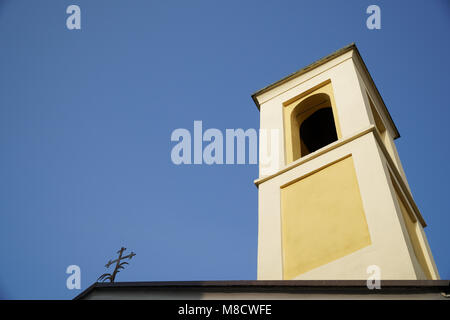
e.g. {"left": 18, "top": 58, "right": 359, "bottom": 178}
{"left": 252, "top": 44, "right": 440, "bottom": 280}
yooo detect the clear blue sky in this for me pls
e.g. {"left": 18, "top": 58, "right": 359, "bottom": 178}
{"left": 0, "top": 0, "right": 449, "bottom": 299}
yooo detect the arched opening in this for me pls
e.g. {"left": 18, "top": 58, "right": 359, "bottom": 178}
{"left": 283, "top": 81, "right": 341, "bottom": 163}
{"left": 299, "top": 107, "right": 337, "bottom": 156}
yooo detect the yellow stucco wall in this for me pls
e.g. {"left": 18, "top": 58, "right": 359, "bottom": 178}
{"left": 280, "top": 155, "right": 371, "bottom": 279}
{"left": 255, "top": 47, "right": 439, "bottom": 280}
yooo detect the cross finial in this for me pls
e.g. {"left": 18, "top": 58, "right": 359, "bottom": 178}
{"left": 97, "top": 247, "right": 136, "bottom": 283}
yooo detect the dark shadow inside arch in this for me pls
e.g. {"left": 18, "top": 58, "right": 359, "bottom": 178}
{"left": 300, "top": 107, "right": 337, "bottom": 155}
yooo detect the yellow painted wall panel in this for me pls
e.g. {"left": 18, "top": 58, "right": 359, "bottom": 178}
{"left": 281, "top": 156, "right": 371, "bottom": 279}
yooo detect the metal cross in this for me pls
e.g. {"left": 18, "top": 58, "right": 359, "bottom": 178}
{"left": 97, "top": 247, "right": 136, "bottom": 283}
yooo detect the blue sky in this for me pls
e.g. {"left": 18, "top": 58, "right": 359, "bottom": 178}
{"left": 0, "top": 0, "right": 449, "bottom": 299}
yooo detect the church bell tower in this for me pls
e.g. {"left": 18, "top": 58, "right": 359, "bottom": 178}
{"left": 252, "top": 44, "right": 440, "bottom": 280}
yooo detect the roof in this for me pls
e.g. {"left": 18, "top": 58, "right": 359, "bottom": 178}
{"left": 74, "top": 280, "right": 450, "bottom": 300}
{"left": 251, "top": 43, "right": 400, "bottom": 139}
